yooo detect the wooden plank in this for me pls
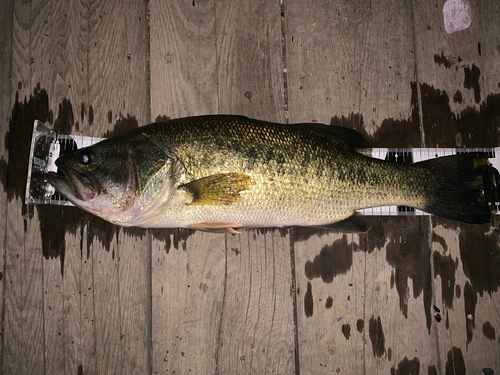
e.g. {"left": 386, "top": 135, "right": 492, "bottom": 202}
{"left": 414, "top": 0, "right": 500, "bottom": 372}
{"left": 215, "top": 0, "right": 286, "bottom": 122}
{"left": 413, "top": 0, "right": 500, "bottom": 148}
{"left": 286, "top": 0, "right": 441, "bottom": 372}
{"left": 285, "top": 0, "right": 416, "bottom": 137}
{"left": 0, "top": 0, "right": 13, "bottom": 371}
{"left": 25, "top": 1, "right": 91, "bottom": 374}
{"left": 149, "top": 1, "right": 222, "bottom": 373}
{"left": 219, "top": 229, "right": 295, "bottom": 374}
{"left": 149, "top": 0, "right": 218, "bottom": 119}
{"left": 4, "top": 0, "right": 46, "bottom": 372}
{"left": 151, "top": 230, "right": 226, "bottom": 374}
{"left": 85, "top": 0, "right": 150, "bottom": 374}
{"left": 149, "top": 1, "right": 295, "bottom": 373}
{"left": 214, "top": 1, "right": 295, "bottom": 373}
{"left": 4, "top": 0, "right": 150, "bottom": 373}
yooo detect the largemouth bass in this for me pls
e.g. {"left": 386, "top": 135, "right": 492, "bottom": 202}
{"left": 47, "top": 115, "right": 494, "bottom": 233}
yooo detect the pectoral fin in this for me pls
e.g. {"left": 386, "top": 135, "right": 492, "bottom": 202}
{"left": 315, "top": 212, "right": 369, "bottom": 233}
{"left": 190, "top": 222, "right": 243, "bottom": 234}
{"left": 179, "top": 173, "right": 252, "bottom": 206}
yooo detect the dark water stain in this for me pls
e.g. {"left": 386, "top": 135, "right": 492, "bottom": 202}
{"left": 477, "top": 42, "right": 481, "bottom": 56}
{"left": 445, "top": 347, "right": 466, "bottom": 375}
{"left": 86, "top": 215, "right": 117, "bottom": 255}
{"left": 78, "top": 365, "right": 83, "bottom": 375}
{"left": 356, "top": 318, "right": 364, "bottom": 333}
{"left": 390, "top": 270, "right": 395, "bottom": 288}
{"left": 154, "top": 114, "right": 171, "bottom": 123}
{"left": 384, "top": 217, "right": 433, "bottom": 332}
{"left": 38, "top": 205, "right": 83, "bottom": 274}
{"left": 325, "top": 296, "right": 333, "bottom": 309}
{"left": 341, "top": 324, "right": 350, "bottom": 340}
{"left": 464, "top": 281, "right": 476, "bottom": 347}
{"left": 433, "top": 251, "right": 457, "bottom": 309}
{"left": 331, "top": 109, "right": 421, "bottom": 148}
{"left": 455, "top": 284, "right": 461, "bottom": 299}
{"left": 453, "top": 90, "right": 463, "bottom": 104}
{"left": 482, "top": 369, "right": 494, "bottom": 375}
{"left": 445, "top": 310, "right": 449, "bottom": 329}
{"left": 482, "top": 321, "right": 495, "bottom": 340}
{"left": 434, "top": 52, "right": 454, "bottom": 69}
{"left": 420, "top": 84, "right": 499, "bottom": 148}
{"left": 390, "top": 357, "right": 420, "bottom": 375}
{"left": 304, "top": 281, "right": 313, "bottom": 317}
{"left": 299, "top": 217, "right": 435, "bottom": 330}
{"left": 5, "top": 84, "right": 93, "bottom": 274}
{"left": 123, "top": 226, "right": 147, "bottom": 240}
{"left": 428, "top": 365, "right": 437, "bottom": 375}
{"left": 151, "top": 229, "right": 193, "bottom": 253}
{"left": 464, "top": 64, "right": 481, "bottom": 104}
{"left": 107, "top": 110, "right": 113, "bottom": 123}
{"left": 80, "top": 103, "right": 85, "bottom": 122}
{"left": 304, "top": 234, "right": 353, "bottom": 283}
{"left": 458, "top": 223, "right": 500, "bottom": 297}
{"left": 293, "top": 226, "right": 333, "bottom": 243}
{"left": 5, "top": 84, "right": 53, "bottom": 202}
{"left": 53, "top": 98, "right": 74, "bottom": 135}
{"left": 88, "top": 105, "right": 94, "bottom": 125}
{"left": 387, "top": 347, "right": 391, "bottom": 361}
{"left": 0, "top": 157, "right": 7, "bottom": 193}
{"left": 103, "top": 114, "right": 139, "bottom": 138}
{"left": 432, "top": 232, "right": 448, "bottom": 253}
{"left": 368, "top": 316, "right": 385, "bottom": 358}
{"left": 357, "top": 217, "right": 393, "bottom": 254}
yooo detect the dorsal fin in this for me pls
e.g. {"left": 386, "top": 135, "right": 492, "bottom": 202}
{"left": 292, "top": 123, "right": 370, "bottom": 152}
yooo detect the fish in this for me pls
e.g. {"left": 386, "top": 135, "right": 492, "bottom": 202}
{"left": 46, "top": 115, "right": 495, "bottom": 233}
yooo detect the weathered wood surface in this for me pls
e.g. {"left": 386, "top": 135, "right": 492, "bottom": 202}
{"left": 0, "top": 0, "right": 14, "bottom": 371}
{"left": 149, "top": 1, "right": 294, "bottom": 374}
{"left": 414, "top": 0, "right": 500, "bottom": 373}
{"left": 1, "top": 0, "right": 499, "bottom": 374}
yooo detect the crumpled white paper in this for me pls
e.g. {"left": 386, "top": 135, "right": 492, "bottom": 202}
{"left": 443, "top": 0, "right": 472, "bottom": 34}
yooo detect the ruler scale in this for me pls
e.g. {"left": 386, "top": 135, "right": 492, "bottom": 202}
{"left": 25, "top": 120, "right": 500, "bottom": 215}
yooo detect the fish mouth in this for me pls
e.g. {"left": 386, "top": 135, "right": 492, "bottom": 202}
{"left": 47, "top": 167, "right": 100, "bottom": 202}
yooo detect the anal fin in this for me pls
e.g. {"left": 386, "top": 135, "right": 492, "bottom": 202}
{"left": 190, "top": 222, "right": 243, "bottom": 234}
{"left": 314, "top": 212, "right": 369, "bottom": 233}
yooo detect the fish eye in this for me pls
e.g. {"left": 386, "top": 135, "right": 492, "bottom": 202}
{"left": 79, "top": 151, "right": 93, "bottom": 165}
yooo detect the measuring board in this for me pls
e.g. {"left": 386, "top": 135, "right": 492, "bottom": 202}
{"left": 26, "top": 120, "right": 500, "bottom": 216}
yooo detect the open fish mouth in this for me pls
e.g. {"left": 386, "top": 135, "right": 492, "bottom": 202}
{"left": 47, "top": 167, "right": 100, "bottom": 202}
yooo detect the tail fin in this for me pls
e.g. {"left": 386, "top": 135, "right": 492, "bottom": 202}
{"left": 417, "top": 153, "right": 496, "bottom": 224}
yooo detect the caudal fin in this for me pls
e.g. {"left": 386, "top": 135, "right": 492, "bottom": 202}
{"left": 417, "top": 153, "right": 497, "bottom": 224}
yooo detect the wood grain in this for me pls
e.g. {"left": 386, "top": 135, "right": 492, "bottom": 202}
{"left": 3, "top": 0, "right": 500, "bottom": 373}
{"left": 85, "top": 0, "right": 150, "bottom": 374}
{"left": 148, "top": 0, "right": 222, "bottom": 373}
{"left": 4, "top": 0, "right": 45, "bottom": 373}
{"left": 151, "top": 230, "right": 226, "bottom": 374}
{"left": 26, "top": 2, "right": 91, "bottom": 374}
{"left": 149, "top": 0, "right": 218, "bottom": 119}
{"left": 414, "top": 0, "right": 500, "bottom": 372}
{"left": 286, "top": 0, "right": 441, "bottom": 373}
{"left": 285, "top": 0, "right": 415, "bottom": 132}
{"left": 214, "top": 2, "right": 294, "bottom": 373}
{"left": 215, "top": 0, "right": 285, "bottom": 122}
{"left": 0, "top": 0, "right": 13, "bottom": 371}
{"left": 219, "top": 229, "right": 295, "bottom": 374}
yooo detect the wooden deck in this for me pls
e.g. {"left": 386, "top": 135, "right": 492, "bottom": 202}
{"left": 1, "top": 0, "right": 499, "bottom": 374}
